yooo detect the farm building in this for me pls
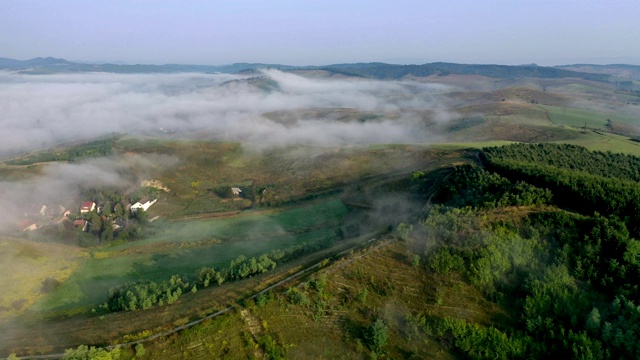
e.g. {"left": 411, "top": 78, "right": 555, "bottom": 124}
{"left": 131, "top": 198, "right": 157, "bottom": 212}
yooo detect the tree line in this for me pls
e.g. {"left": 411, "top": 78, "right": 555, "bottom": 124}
{"left": 104, "top": 235, "right": 336, "bottom": 312}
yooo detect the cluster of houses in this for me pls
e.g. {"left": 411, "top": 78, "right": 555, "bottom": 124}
{"left": 16, "top": 197, "right": 157, "bottom": 234}
{"left": 16, "top": 204, "right": 69, "bottom": 233}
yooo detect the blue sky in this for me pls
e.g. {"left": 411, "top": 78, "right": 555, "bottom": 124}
{"left": 2, "top": 0, "right": 639, "bottom": 65}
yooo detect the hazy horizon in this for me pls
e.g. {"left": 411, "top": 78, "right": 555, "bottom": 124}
{"left": 5, "top": 55, "right": 640, "bottom": 68}
{"left": 2, "top": 0, "right": 639, "bottom": 67}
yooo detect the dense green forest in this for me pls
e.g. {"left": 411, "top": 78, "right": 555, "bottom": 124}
{"left": 481, "top": 143, "right": 640, "bottom": 237}
{"left": 418, "top": 149, "right": 640, "bottom": 359}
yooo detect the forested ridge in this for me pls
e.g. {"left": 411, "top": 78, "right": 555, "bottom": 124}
{"left": 322, "top": 62, "right": 610, "bottom": 81}
{"left": 6, "top": 137, "right": 115, "bottom": 165}
{"left": 417, "top": 148, "right": 640, "bottom": 359}
{"left": 482, "top": 143, "right": 640, "bottom": 183}
{"left": 481, "top": 143, "right": 640, "bottom": 237}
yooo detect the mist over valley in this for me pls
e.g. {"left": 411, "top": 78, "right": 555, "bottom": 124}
{"left": 2, "top": 55, "right": 640, "bottom": 358}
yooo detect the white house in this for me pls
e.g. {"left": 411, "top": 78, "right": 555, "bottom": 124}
{"left": 231, "top": 187, "right": 242, "bottom": 196}
{"left": 131, "top": 198, "right": 157, "bottom": 212}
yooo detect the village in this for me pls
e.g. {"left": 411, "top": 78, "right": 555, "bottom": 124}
{"left": 11, "top": 180, "right": 251, "bottom": 245}
{"left": 15, "top": 187, "right": 161, "bottom": 245}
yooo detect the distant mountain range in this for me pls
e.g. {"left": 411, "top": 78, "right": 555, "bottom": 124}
{"left": 556, "top": 64, "right": 640, "bottom": 81}
{"left": 2, "top": 56, "right": 639, "bottom": 83}
{"left": 0, "top": 56, "right": 74, "bottom": 68}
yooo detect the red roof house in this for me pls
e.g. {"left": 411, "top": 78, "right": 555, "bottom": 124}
{"left": 18, "top": 219, "right": 38, "bottom": 232}
{"left": 73, "top": 219, "right": 89, "bottom": 232}
{"left": 80, "top": 201, "right": 96, "bottom": 213}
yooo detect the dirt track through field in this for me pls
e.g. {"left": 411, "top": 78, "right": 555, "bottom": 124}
{"left": 240, "top": 309, "right": 265, "bottom": 359}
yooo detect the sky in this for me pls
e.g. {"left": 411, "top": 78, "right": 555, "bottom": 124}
{"left": 1, "top": 0, "right": 639, "bottom": 66}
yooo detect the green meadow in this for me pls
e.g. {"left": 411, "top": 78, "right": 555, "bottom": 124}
{"left": 37, "top": 198, "right": 348, "bottom": 311}
{"left": 541, "top": 104, "right": 639, "bottom": 128}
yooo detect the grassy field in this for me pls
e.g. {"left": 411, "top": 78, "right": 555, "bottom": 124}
{"left": 114, "top": 138, "right": 450, "bottom": 218}
{"left": 139, "top": 240, "right": 503, "bottom": 359}
{"left": 541, "top": 104, "right": 639, "bottom": 128}
{"left": 553, "top": 130, "right": 640, "bottom": 155}
{"left": 0, "top": 238, "right": 85, "bottom": 319}
{"left": 35, "top": 197, "right": 349, "bottom": 311}
{"left": 0, "top": 230, "right": 386, "bottom": 356}
{"left": 0, "top": 164, "right": 44, "bottom": 181}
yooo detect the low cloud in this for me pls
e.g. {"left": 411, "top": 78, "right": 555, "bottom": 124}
{"left": 0, "top": 70, "right": 457, "bottom": 155}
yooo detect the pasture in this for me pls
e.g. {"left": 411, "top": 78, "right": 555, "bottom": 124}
{"left": 115, "top": 138, "right": 448, "bottom": 217}
{"left": 541, "top": 104, "right": 639, "bottom": 128}
{"left": 0, "top": 238, "right": 84, "bottom": 319}
{"left": 36, "top": 197, "right": 349, "bottom": 311}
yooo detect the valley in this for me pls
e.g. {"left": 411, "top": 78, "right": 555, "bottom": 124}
{"left": 1, "top": 65, "right": 640, "bottom": 359}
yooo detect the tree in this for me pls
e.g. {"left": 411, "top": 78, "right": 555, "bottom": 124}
{"left": 102, "top": 201, "right": 112, "bottom": 217}
{"left": 214, "top": 185, "right": 232, "bottom": 198}
{"left": 114, "top": 203, "right": 124, "bottom": 218}
{"left": 62, "top": 345, "right": 120, "bottom": 360}
{"left": 396, "top": 223, "right": 413, "bottom": 241}
{"left": 412, "top": 254, "right": 421, "bottom": 268}
{"left": 134, "top": 209, "right": 148, "bottom": 224}
{"left": 585, "top": 307, "right": 601, "bottom": 334}
{"left": 134, "top": 343, "right": 146, "bottom": 358}
{"left": 366, "top": 319, "right": 389, "bottom": 352}
{"left": 90, "top": 213, "right": 102, "bottom": 236}
{"left": 411, "top": 170, "right": 425, "bottom": 181}
{"left": 101, "top": 222, "right": 114, "bottom": 242}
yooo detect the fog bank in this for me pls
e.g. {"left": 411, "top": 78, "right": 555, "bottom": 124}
{"left": 0, "top": 70, "right": 456, "bottom": 155}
